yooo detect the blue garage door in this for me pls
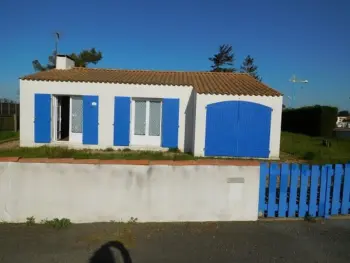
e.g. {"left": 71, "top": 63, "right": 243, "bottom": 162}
{"left": 204, "top": 101, "right": 272, "bottom": 158}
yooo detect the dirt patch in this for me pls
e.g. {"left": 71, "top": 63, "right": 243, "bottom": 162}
{"left": 0, "top": 140, "right": 19, "bottom": 149}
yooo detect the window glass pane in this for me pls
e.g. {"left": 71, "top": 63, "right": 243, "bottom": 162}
{"left": 149, "top": 101, "right": 161, "bottom": 136}
{"left": 134, "top": 100, "right": 146, "bottom": 135}
{"left": 71, "top": 96, "right": 83, "bottom": 133}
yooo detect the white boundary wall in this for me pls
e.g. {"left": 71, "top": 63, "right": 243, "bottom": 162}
{"left": 0, "top": 162, "right": 260, "bottom": 223}
{"left": 194, "top": 94, "right": 283, "bottom": 158}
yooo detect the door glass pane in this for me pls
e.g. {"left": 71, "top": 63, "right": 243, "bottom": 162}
{"left": 134, "top": 100, "right": 146, "bottom": 135}
{"left": 149, "top": 101, "right": 161, "bottom": 136}
{"left": 71, "top": 96, "right": 83, "bottom": 133}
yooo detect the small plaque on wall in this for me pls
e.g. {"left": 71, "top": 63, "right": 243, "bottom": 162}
{"left": 227, "top": 177, "right": 245, "bottom": 184}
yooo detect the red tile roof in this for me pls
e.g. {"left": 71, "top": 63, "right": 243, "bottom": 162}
{"left": 21, "top": 68, "right": 281, "bottom": 96}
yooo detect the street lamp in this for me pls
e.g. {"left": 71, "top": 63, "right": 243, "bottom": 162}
{"left": 289, "top": 74, "right": 309, "bottom": 108}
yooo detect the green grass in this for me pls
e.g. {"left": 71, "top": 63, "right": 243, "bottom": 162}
{"left": 280, "top": 132, "right": 350, "bottom": 164}
{"left": 0, "top": 131, "right": 19, "bottom": 142}
{"left": 0, "top": 146, "right": 196, "bottom": 160}
{"left": 0, "top": 131, "right": 348, "bottom": 164}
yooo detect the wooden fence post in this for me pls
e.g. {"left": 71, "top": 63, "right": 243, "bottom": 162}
{"left": 13, "top": 114, "right": 17, "bottom": 132}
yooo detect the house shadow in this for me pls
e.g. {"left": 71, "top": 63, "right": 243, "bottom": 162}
{"left": 89, "top": 241, "right": 132, "bottom": 263}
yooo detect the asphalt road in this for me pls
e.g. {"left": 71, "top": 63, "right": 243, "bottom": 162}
{"left": 0, "top": 220, "right": 349, "bottom": 263}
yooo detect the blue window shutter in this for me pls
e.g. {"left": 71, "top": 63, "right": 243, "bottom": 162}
{"left": 34, "top": 94, "right": 51, "bottom": 143}
{"left": 161, "top": 98, "right": 180, "bottom": 148}
{"left": 83, "top": 96, "right": 99, "bottom": 145}
{"left": 114, "top": 96, "right": 131, "bottom": 146}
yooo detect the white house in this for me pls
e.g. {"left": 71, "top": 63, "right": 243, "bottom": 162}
{"left": 20, "top": 55, "right": 283, "bottom": 158}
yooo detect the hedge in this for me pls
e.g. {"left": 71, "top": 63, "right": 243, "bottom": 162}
{"left": 282, "top": 105, "right": 338, "bottom": 137}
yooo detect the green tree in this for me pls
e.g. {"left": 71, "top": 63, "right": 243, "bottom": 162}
{"left": 209, "top": 44, "right": 236, "bottom": 72}
{"left": 338, "top": 110, "right": 349, "bottom": 117}
{"left": 32, "top": 48, "right": 103, "bottom": 72}
{"left": 240, "top": 55, "right": 262, "bottom": 81}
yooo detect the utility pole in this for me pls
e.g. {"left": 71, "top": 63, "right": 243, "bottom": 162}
{"left": 289, "top": 74, "right": 308, "bottom": 108}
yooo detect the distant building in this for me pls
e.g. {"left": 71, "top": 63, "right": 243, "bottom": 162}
{"left": 336, "top": 116, "right": 350, "bottom": 128}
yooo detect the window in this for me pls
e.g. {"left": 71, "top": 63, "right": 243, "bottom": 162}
{"left": 134, "top": 100, "right": 147, "bottom": 135}
{"left": 133, "top": 99, "right": 162, "bottom": 137}
{"left": 149, "top": 101, "right": 161, "bottom": 136}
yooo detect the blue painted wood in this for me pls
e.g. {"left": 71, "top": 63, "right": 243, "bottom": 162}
{"left": 259, "top": 163, "right": 269, "bottom": 216}
{"left": 236, "top": 101, "right": 272, "bottom": 158}
{"left": 83, "top": 96, "right": 99, "bottom": 145}
{"left": 298, "top": 164, "right": 310, "bottom": 218}
{"left": 324, "top": 165, "right": 333, "bottom": 219}
{"left": 341, "top": 164, "right": 350, "bottom": 215}
{"left": 288, "top": 164, "right": 299, "bottom": 217}
{"left": 34, "top": 94, "right": 51, "bottom": 143}
{"left": 204, "top": 101, "right": 239, "bottom": 156}
{"left": 331, "top": 164, "right": 343, "bottom": 215}
{"left": 161, "top": 98, "right": 180, "bottom": 148}
{"left": 204, "top": 101, "right": 271, "bottom": 157}
{"left": 309, "top": 165, "right": 320, "bottom": 217}
{"left": 258, "top": 162, "right": 350, "bottom": 219}
{"left": 267, "top": 163, "right": 279, "bottom": 217}
{"left": 278, "top": 163, "right": 289, "bottom": 217}
{"left": 113, "top": 97, "right": 131, "bottom": 146}
{"left": 318, "top": 165, "right": 328, "bottom": 217}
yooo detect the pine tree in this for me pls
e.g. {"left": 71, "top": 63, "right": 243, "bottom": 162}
{"left": 32, "top": 48, "right": 103, "bottom": 72}
{"left": 240, "top": 55, "right": 262, "bottom": 81}
{"left": 209, "top": 44, "right": 236, "bottom": 72}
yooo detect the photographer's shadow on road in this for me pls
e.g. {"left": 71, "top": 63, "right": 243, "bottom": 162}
{"left": 89, "top": 241, "right": 132, "bottom": 263}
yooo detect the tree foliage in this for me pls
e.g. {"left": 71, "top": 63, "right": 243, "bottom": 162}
{"left": 240, "top": 55, "right": 262, "bottom": 81}
{"left": 338, "top": 110, "right": 349, "bottom": 117}
{"left": 32, "top": 48, "right": 103, "bottom": 71}
{"left": 32, "top": 51, "right": 57, "bottom": 71}
{"left": 0, "top": 98, "right": 17, "bottom": 103}
{"left": 209, "top": 44, "right": 236, "bottom": 72}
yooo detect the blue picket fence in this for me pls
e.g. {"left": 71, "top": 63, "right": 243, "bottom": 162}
{"left": 259, "top": 163, "right": 350, "bottom": 218}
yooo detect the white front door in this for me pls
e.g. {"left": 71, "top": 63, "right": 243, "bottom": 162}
{"left": 70, "top": 96, "right": 83, "bottom": 143}
{"left": 131, "top": 99, "right": 162, "bottom": 146}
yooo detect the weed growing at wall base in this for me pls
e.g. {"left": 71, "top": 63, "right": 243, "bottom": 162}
{"left": 41, "top": 218, "right": 72, "bottom": 229}
{"left": 26, "top": 216, "right": 36, "bottom": 226}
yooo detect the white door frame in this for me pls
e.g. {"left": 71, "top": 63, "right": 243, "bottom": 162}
{"left": 57, "top": 97, "right": 62, "bottom": 140}
{"left": 69, "top": 96, "right": 83, "bottom": 143}
{"left": 52, "top": 95, "right": 58, "bottom": 141}
{"left": 130, "top": 99, "right": 162, "bottom": 146}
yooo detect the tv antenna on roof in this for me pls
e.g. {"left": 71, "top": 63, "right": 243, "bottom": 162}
{"left": 54, "top": 32, "right": 61, "bottom": 55}
{"left": 288, "top": 74, "right": 308, "bottom": 108}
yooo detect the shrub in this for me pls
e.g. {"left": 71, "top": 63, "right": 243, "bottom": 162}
{"left": 41, "top": 218, "right": 72, "bottom": 229}
{"left": 26, "top": 216, "right": 36, "bottom": 226}
{"left": 282, "top": 105, "right": 338, "bottom": 137}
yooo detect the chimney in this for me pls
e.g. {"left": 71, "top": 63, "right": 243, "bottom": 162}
{"left": 56, "top": 55, "right": 75, "bottom": 69}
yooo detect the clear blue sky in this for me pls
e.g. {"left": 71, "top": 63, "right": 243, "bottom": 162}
{"left": 1, "top": 0, "right": 350, "bottom": 110}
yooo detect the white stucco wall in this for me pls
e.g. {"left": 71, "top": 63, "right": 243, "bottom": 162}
{"left": 0, "top": 162, "right": 260, "bottom": 223}
{"left": 194, "top": 94, "right": 283, "bottom": 158}
{"left": 20, "top": 80, "right": 194, "bottom": 152}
